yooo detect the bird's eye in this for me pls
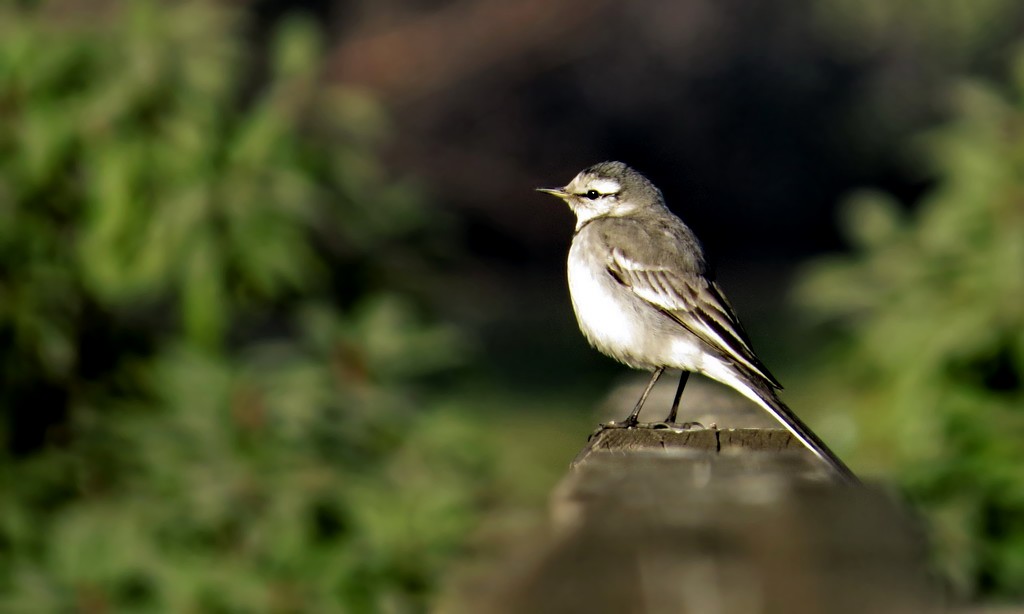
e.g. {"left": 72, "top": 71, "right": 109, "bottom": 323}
{"left": 585, "top": 190, "right": 600, "bottom": 200}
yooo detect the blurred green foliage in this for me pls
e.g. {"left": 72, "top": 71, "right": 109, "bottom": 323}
{"left": 816, "top": 0, "right": 1021, "bottom": 64}
{"left": 811, "top": 0, "right": 1024, "bottom": 174}
{"left": 796, "top": 53, "right": 1024, "bottom": 597}
{"left": 0, "top": 2, "right": 495, "bottom": 611}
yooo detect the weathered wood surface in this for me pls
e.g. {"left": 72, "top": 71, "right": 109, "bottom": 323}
{"left": 449, "top": 426, "right": 951, "bottom": 614}
{"left": 573, "top": 425, "right": 819, "bottom": 471}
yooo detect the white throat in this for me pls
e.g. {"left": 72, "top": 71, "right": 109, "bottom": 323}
{"left": 572, "top": 200, "right": 639, "bottom": 230}
{"left": 573, "top": 206, "right": 606, "bottom": 231}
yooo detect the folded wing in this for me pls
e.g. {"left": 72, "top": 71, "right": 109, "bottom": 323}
{"left": 607, "top": 246, "right": 782, "bottom": 389}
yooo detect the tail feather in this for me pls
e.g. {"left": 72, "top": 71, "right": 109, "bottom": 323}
{"left": 747, "top": 383, "right": 860, "bottom": 484}
{"left": 714, "top": 363, "right": 860, "bottom": 484}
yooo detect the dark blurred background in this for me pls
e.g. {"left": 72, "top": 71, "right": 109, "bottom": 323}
{"left": 2, "top": 0, "right": 1023, "bottom": 610}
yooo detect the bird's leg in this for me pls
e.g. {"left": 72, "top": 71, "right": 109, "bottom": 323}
{"left": 607, "top": 367, "right": 664, "bottom": 428}
{"left": 663, "top": 371, "right": 690, "bottom": 424}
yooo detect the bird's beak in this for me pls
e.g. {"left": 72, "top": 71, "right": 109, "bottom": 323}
{"left": 536, "top": 186, "right": 569, "bottom": 199}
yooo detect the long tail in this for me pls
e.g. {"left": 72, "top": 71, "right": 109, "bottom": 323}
{"left": 741, "top": 377, "right": 860, "bottom": 485}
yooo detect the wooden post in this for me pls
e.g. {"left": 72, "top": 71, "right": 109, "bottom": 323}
{"left": 447, "top": 423, "right": 952, "bottom": 613}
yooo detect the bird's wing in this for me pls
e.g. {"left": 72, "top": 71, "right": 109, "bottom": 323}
{"left": 607, "top": 245, "right": 782, "bottom": 389}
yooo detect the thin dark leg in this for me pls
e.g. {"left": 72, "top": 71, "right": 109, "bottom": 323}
{"left": 664, "top": 371, "right": 691, "bottom": 424}
{"left": 618, "top": 367, "right": 664, "bottom": 427}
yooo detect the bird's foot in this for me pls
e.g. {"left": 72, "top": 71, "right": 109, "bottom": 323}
{"left": 587, "top": 416, "right": 641, "bottom": 441}
{"left": 587, "top": 418, "right": 704, "bottom": 441}
{"left": 651, "top": 421, "right": 705, "bottom": 431}
{"left": 601, "top": 416, "right": 640, "bottom": 430}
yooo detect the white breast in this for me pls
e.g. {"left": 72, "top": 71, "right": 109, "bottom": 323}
{"left": 567, "top": 240, "right": 645, "bottom": 365}
{"left": 566, "top": 232, "right": 712, "bottom": 373}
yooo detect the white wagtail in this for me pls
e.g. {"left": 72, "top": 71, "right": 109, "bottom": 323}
{"left": 539, "top": 161, "right": 857, "bottom": 483}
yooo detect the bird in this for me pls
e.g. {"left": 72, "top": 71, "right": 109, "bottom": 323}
{"left": 538, "top": 161, "right": 857, "bottom": 483}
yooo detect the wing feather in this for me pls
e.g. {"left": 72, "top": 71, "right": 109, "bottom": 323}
{"left": 608, "top": 247, "right": 781, "bottom": 388}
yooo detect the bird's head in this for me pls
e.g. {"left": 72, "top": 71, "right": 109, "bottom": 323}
{"left": 537, "top": 161, "right": 665, "bottom": 228}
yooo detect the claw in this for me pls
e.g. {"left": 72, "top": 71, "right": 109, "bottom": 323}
{"left": 651, "top": 421, "right": 705, "bottom": 431}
